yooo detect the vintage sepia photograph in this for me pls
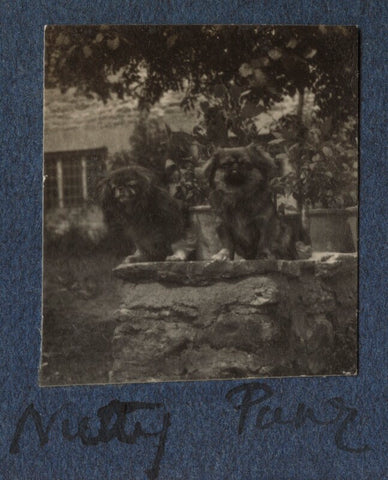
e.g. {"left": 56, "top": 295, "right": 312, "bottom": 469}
{"left": 41, "top": 25, "right": 358, "bottom": 386}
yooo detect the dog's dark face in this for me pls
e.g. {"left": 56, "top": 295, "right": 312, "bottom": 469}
{"left": 98, "top": 166, "right": 154, "bottom": 211}
{"left": 202, "top": 144, "right": 277, "bottom": 193}
{"left": 213, "top": 147, "right": 264, "bottom": 190}
{"left": 109, "top": 171, "right": 145, "bottom": 207}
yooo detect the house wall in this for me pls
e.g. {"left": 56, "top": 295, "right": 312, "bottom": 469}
{"left": 44, "top": 88, "right": 302, "bottom": 153}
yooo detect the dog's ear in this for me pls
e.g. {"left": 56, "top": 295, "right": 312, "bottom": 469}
{"left": 95, "top": 175, "right": 114, "bottom": 208}
{"left": 246, "top": 143, "right": 278, "bottom": 178}
{"left": 198, "top": 150, "right": 219, "bottom": 184}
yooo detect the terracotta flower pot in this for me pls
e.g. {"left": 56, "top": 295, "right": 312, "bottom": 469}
{"left": 308, "top": 208, "right": 355, "bottom": 253}
{"left": 189, "top": 205, "right": 222, "bottom": 260}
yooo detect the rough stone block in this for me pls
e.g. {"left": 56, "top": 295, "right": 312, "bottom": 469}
{"left": 108, "top": 255, "right": 357, "bottom": 383}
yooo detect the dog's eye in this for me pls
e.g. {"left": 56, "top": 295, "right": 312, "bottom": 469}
{"left": 123, "top": 181, "right": 137, "bottom": 190}
{"left": 221, "top": 160, "right": 233, "bottom": 169}
{"left": 238, "top": 157, "right": 252, "bottom": 169}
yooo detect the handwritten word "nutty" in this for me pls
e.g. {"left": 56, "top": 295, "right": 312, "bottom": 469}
{"left": 10, "top": 400, "right": 170, "bottom": 480}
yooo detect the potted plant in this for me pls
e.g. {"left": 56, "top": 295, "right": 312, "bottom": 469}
{"left": 165, "top": 156, "right": 224, "bottom": 260}
{"left": 269, "top": 114, "right": 358, "bottom": 252}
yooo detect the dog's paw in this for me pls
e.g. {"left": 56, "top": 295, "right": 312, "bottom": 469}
{"left": 123, "top": 253, "right": 147, "bottom": 264}
{"left": 211, "top": 248, "right": 231, "bottom": 261}
{"left": 295, "top": 241, "right": 313, "bottom": 259}
{"left": 256, "top": 249, "right": 275, "bottom": 260}
{"left": 166, "top": 249, "right": 187, "bottom": 262}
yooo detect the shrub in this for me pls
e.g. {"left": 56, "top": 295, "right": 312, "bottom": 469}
{"left": 269, "top": 114, "right": 358, "bottom": 209}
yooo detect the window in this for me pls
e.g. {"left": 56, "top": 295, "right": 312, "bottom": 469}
{"left": 44, "top": 159, "right": 58, "bottom": 210}
{"left": 44, "top": 147, "right": 107, "bottom": 209}
{"left": 62, "top": 156, "right": 83, "bottom": 207}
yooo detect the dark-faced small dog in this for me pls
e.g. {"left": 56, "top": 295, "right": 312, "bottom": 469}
{"left": 97, "top": 165, "right": 194, "bottom": 263}
{"left": 201, "top": 144, "right": 298, "bottom": 260}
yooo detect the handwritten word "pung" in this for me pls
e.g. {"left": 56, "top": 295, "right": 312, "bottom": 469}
{"left": 226, "top": 382, "right": 370, "bottom": 453}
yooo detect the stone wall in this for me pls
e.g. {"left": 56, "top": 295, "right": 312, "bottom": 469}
{"left": 109, "top": 253, "right": 357, "bottom": 384}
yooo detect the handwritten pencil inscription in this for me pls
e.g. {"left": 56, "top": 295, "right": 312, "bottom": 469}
{"left": 226, "top": 382, "right": 370, "bottom": 453}
{"left": 10, "top": 400, "right": 170, "bottom": 480}
{"left": 9, "top": 383, "right": 370, "bottom": 479}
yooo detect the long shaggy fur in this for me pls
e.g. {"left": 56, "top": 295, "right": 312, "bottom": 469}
{"left": 201, "top": 144, "right": 297, "bottom": 260}
{"left": 97, "top": 165, "right": 186, "bottom": 262}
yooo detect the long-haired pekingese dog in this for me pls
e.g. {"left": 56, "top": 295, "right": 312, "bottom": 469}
{"left": 97, "top": 165, "right": 194, "bottom": 263}
{"left": 201, "top": 144, "right": 298, "bottom": 261}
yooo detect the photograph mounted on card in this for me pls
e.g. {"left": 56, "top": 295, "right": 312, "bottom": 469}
{"left": 41, "top": 25, "right": 358, "bottom": 386}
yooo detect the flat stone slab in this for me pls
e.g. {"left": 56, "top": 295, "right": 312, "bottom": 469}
{"left": 113, "top": 253, "right": 357, "bottom": 285}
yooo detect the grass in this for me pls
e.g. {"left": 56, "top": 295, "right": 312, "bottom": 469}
{"left": 40, "top": 249, "right": 123, "bottom": 386}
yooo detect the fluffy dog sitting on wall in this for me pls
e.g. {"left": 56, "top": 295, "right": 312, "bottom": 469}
{"left": 201, "top": 144, "right": 298, "bottom": 261}
{"left": 97, "top": 165, "right": 194, "bottom": 263}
